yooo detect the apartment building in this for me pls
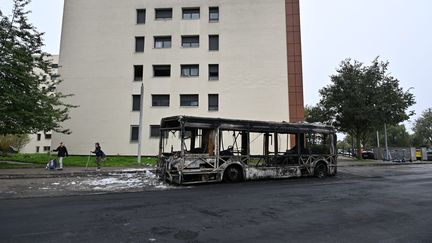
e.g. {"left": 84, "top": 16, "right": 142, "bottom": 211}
{"left": 53, "top": 0, "right": 304, "bottom": 155}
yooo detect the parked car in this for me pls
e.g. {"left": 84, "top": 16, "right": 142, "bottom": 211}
{"left": 361, "top": 151, "right": 375, "bottom": 160}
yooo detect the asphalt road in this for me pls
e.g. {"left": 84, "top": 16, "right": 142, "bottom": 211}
{"left": 1, "top": 165, "right": 432, "bottom": 243}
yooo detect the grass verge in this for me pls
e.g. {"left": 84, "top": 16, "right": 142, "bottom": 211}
{"left": 0, "top": 153, "right": 157, "bottom": 168}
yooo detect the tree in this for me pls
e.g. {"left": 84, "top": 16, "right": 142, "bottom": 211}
{"left": 304, "top": 104, "right": 333, "bottom": 125}
{"left": 366, "top": 124, "right": 411, "bottom": 148}
{"left": 0, "top": 134, "right": 29, "bottom": 155}
{"left": 0, "top": 0, "right": 75, "bottom": 135}
{"left": 412, "top": 108, "right": 432, "bottom": 147}
{"left": 319, "top": 58, "right": 415, "bottom": 157}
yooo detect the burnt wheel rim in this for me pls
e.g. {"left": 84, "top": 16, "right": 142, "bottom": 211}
{"left": 316, "top": 164, "right": 327, "bottom": 178}
{"left": 226, "top": 167, "right": 241, "bottom": 182}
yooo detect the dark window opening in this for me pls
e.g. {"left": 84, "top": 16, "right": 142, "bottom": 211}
{"left": 180, "top": 94, "right": 199, "bottom": 107}
{"left": 209, "top": 7, "right": 219, "bottom": 22}
{"left": 43, "top": 146, "right": 50, "bottom": 152}
{"left": 137, "top": 9, "right": 146, "bottom": 24}
{"left": 36, "top": 146, "right": 40, "bottom": 153}
{"left": 134, "top": 65, "right": 143, "bottom": 81}
{"left": 181, "top": 65, "right": 199, "bottom": 77}
{"left": 150, "top": 125, "right": 160, "bottom": 138}
{"left": 132, "top": 95, "right": 141, "bottom": 111}
{"left": 182, "top": 8, "right": 200, "bottom": 19}
{"left": 209, "top": 64, "right": 219, "bottom": 80}
{"left": 155, "top": 8, "right": 172, "bottom": 20}
{"left": 37, "top": 134, "right": 41, "bottom": 141}
{"left": 208, "top": 94, "right": 219, "bottom": 111}
{"left": 154, "top": 36, "right": 171, "bottom": 48}
{"left": 45, "top": 133, "right": 52, "bottom": 139}
{"left": 209, "top": 35, "right": 219, "bottom": 51}
{"left": 152, "top": 95, "right": 170, "bottom": 107}
{"left": 131, "top": 126, "right": 139, "bottom": 142}
{"left": 51, "top": 74, "right": 60, "bottom": 81}
{"left": 182, "top": 36, "right": 199, "bottom": 48}
{"left": 135, "top": 36, "right": 145, "bottom": 52}
{"left": 153, "top": 65, "right": 171, "bottom": 77}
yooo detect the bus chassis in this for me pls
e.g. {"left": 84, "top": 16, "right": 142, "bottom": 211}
{"left": 157, "top": 116, "right": 337, "bottom": 185}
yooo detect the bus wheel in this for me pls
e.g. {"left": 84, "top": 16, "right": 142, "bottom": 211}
{"left": 224, "top": 165, "right": 243, "bottom": 183}
{"left": 314, "top": 162, "right": 328, "bottom": 178}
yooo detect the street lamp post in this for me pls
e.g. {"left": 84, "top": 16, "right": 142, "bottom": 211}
{"left": 137, "top": 83, "right": 144, "bottom": 164}
{"left": 384, "top": 123, "right": 389, "bottom": 161}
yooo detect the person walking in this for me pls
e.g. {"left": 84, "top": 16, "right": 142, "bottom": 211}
{"left": 53, "top": 142, "right": 69, "bottom": 170}
{"left": 91, "top": 142, "right": 105, "bottom": 171}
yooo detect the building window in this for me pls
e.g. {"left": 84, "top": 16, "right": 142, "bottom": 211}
{"left": 181, "top": 65, "right": 199, "bottom": 77}
{"left": 150, "top": 125, "right": 160, "bottom": 138}
{"left": 51, "top": 74, "right": 60, "bottom": 81}
{"left": 182, "top": 8, "right": 200, "bottom": 20}
{"left": 37, "top": 134, "right": 41, "bottom": 141}
{"left": 135, "top": 36, "right": 145, "bottom": 52}
{"left": 181, "top": 36, "right": 199, "bottom": 48}
{"left": 153, "top": 65, "right": 171, "bottom": 77}
{"left": 51, "top": 64, "right": 59, "bottom": 69}
{"left": 209, "top": 35, "right": 219, "bottom": 51}
{"left": 209, "top": 64, "right": 219, "bottom": 80}
{"left": 134, "top": 65, "right": 143, "bottom": 81}
{"left": 130, "top": 125, "right": 139, "bottom": 142}
{"left": 132, "top": 95, "right": 141, "bottom": 111}
{"left": 209, "top": 7, "right": 219, "bottom": 22}
{"left": 152, "top": 95, "right": 170, "bottom": 107}
{"left": 208, "top": 94, "right": 219, "bottom": 111}
{"left": 150, "top": 125, "right": 168, "bottom": 138}
{"left": 154, "top": 36, "right": 171, "bottom": 49}
{"left": 180, "top": 94, "right": 199, "bottom": 107}
{"left": 43, "top": 146, "right": 51, "bottom": 152}
{"left": 155, "top": 8, "right": 172, "bottom": 20}
{"left": 45, "top": 133, "right": 52, "bottom": 139}
{"left": 36, "top": 146, "right": 40, "bottom": 153}
{"left": 137, "top": 9, "right": 146, "bottom": 24}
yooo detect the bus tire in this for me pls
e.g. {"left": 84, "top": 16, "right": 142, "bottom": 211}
{"left": 314, "top": 162, "right": 328, "bottom": 179}
{"left": 223, "top": 165, "right": 244, "bottom": 183}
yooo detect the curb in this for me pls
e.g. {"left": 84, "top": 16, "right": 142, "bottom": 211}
{"left": 338, "top": 162, "right": 432, "bottom": 167}
{"left": 0, "top": 168, "right": 156, "bottom": 179}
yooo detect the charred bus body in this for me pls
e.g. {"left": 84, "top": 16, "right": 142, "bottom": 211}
{"left": 157, "top": 116, "right": 337, "bottom": 184}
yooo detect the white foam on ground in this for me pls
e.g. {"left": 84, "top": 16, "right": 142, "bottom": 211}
{"left": 121, "top": 168, "right": 149, "bottom": 172}
{"left": 80, "top": 171, "right": 170, "bottom": 191}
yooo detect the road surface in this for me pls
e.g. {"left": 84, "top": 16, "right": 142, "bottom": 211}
{"left": 1, "top": 164, "right": 432, "bottom": 242}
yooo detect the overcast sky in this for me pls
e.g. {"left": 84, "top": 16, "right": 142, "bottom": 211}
{"left": 1, "top": 0, "right": 430, "bottom": 130}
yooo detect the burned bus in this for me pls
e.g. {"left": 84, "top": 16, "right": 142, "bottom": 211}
{"left": 156, "top": 116, "right": 337, "bottom": 184}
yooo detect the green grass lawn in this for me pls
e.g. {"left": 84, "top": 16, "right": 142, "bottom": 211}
{"left": 0, "top": 153, "right": 157, "bottom": 168}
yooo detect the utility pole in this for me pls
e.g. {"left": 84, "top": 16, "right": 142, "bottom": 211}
{"left": 377, "top": 130, "right": 380, "bottom": 148}
{"left": 137, "top": 83, "right": 144, "bottom": 164}
{"left": 384, "top": 123, "right": 389, "bottom": 161}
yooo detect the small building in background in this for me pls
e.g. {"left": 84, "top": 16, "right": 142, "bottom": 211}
{"left": 21, "top": 55, "right": 59, "bottom": 154}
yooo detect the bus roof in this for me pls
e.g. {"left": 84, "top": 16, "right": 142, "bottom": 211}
{"left": 160, "top": 116, "right": 335, "bottom": 134}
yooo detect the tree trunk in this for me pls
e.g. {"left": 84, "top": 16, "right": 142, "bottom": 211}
{"left": 356, "top": 134, "right": 362, "bottom": 158}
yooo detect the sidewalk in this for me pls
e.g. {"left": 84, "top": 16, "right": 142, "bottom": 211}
{"left": 0, "top": 166, "right": 155, "bottom": 179}
{"left": 338, "top": 159, "right": 432, "bottom": 167}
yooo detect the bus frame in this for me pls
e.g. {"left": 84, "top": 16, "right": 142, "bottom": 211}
{"left": 156, "top": 116, "right": 337, "bottom": 184}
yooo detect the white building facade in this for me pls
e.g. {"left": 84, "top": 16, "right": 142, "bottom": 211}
{"left": 53, "top": 0, "right": 304, "bottom": 155}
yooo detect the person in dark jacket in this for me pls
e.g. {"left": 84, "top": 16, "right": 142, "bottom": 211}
{"left": 91, "top": 142, "right": 105, "bottom": 171}
{"left": 53, "top": 142, "right": 68, "bottom": 170}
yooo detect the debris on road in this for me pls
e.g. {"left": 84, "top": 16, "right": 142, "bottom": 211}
{"left": 0, "top": 169, "right": 172, "bottom": 199}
